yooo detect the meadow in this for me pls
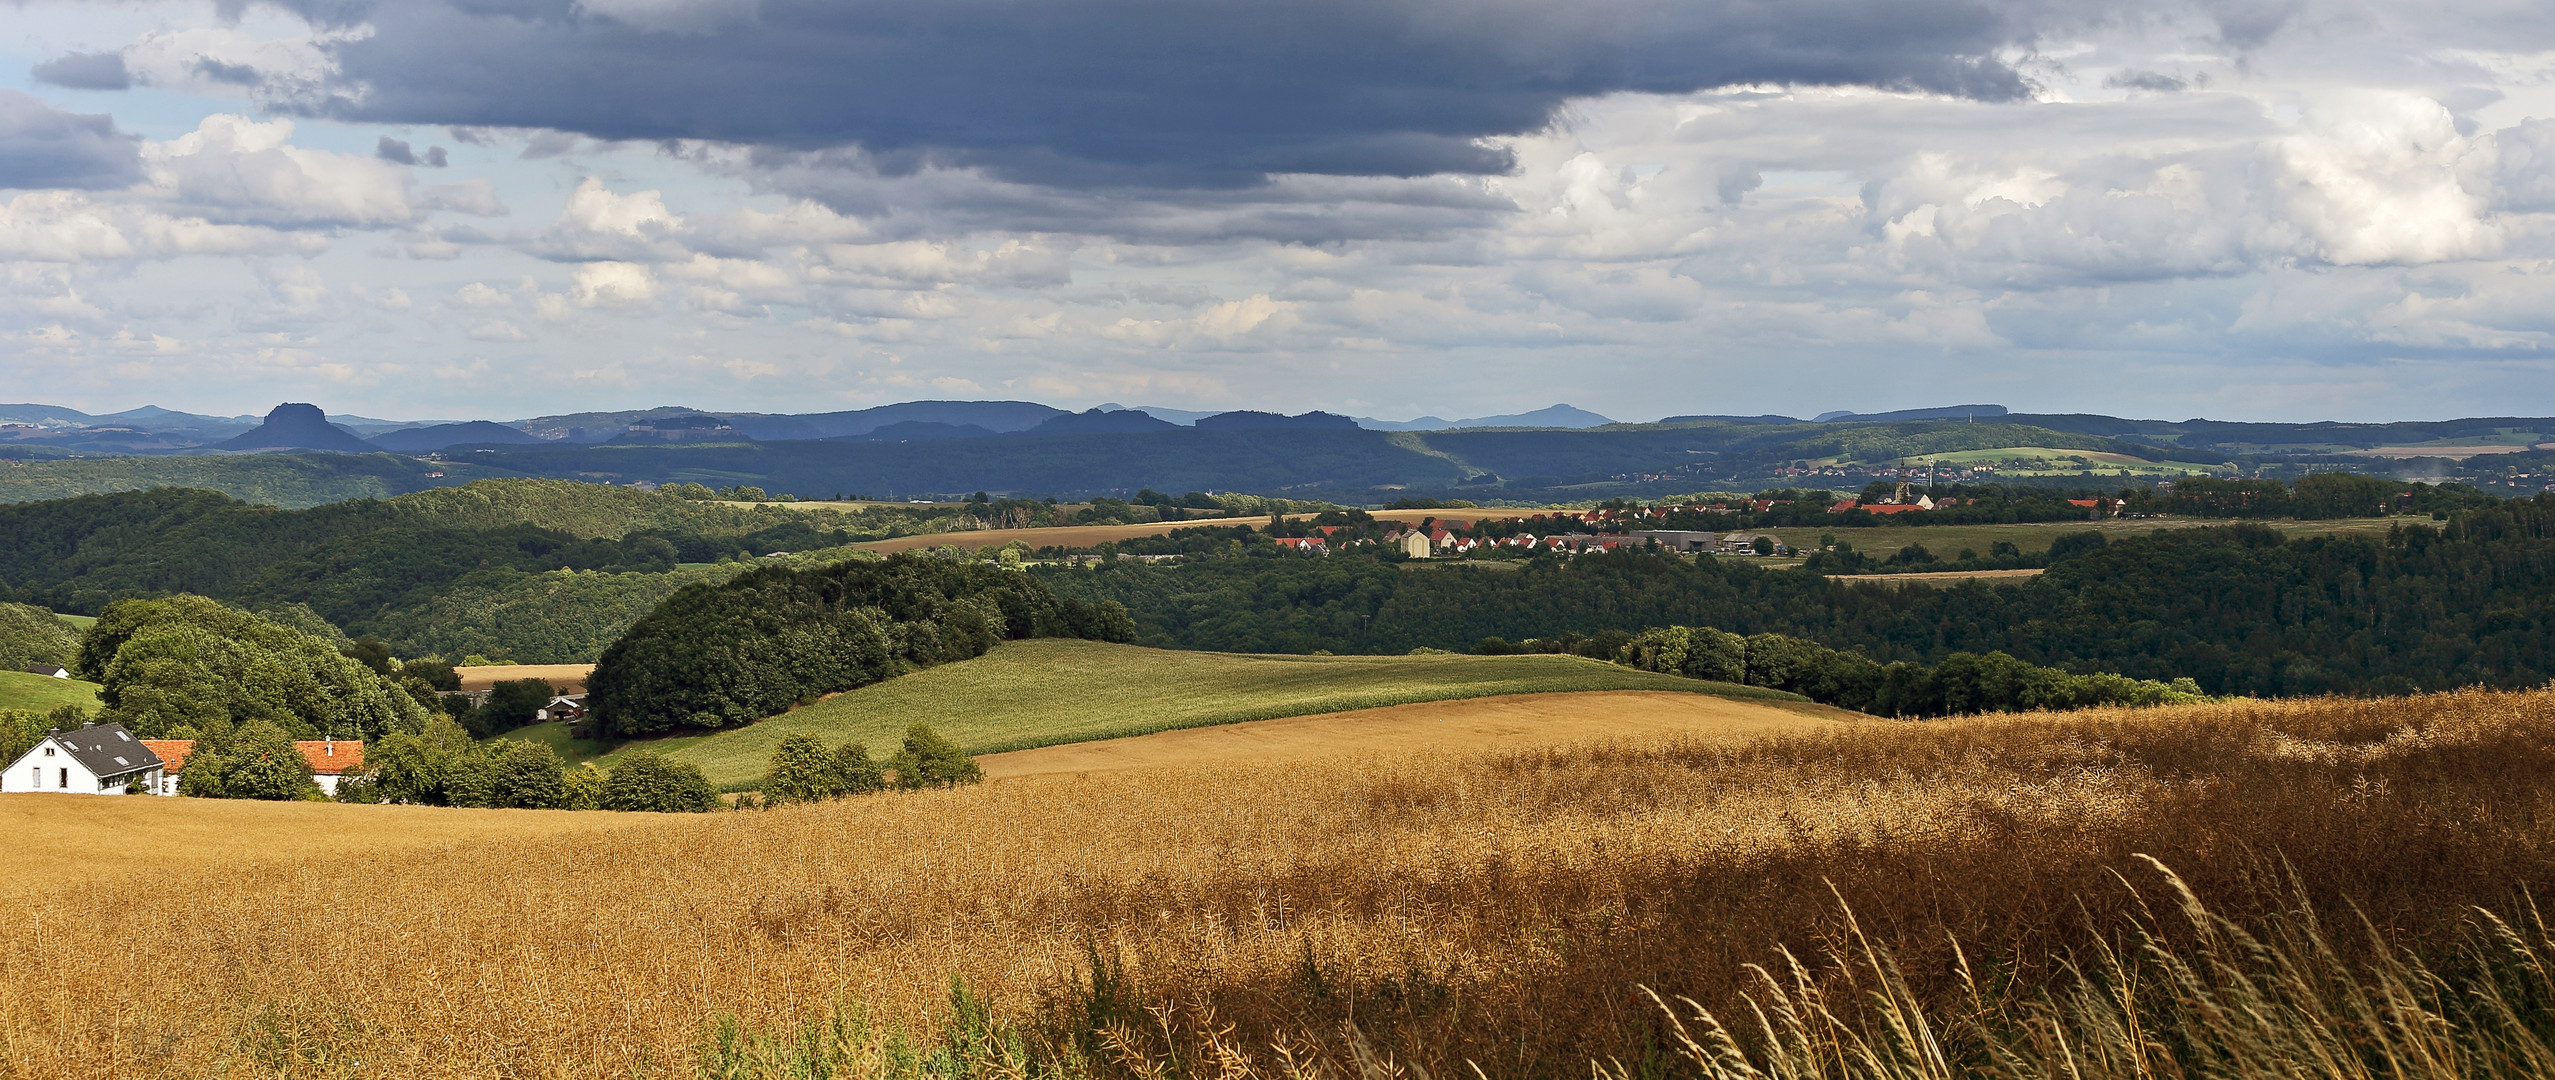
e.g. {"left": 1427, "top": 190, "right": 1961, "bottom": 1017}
{"left": 0, "top": 669, "right": 100, "bottom": 713}
{"left": 522, "top": 639, "right": 1781, "bottom": 787}
{"left": 5, "top": 687, "right": 2555, "bottom": 1079}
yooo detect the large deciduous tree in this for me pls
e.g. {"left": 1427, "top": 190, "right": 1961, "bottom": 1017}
{"left": 77, "top": 595, "right": 431, "bottom": 740}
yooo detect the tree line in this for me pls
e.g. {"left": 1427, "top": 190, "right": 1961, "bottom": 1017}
{"left": 1038, "top": 495, "right": 2555, "bottom": 698}
{"left": 1608, "top": 625, "right": 2204, "bottom": 717}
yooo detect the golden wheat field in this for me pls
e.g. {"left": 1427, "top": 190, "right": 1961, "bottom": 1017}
{"left": 7, "top": 688, "right": 2555, "bottom": 1079}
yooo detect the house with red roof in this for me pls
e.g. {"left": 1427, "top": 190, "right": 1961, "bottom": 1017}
{"left": 139, "top": 737, "right": 366, "bottom": 797}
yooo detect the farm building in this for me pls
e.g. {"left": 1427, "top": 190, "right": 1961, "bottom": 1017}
{"left": 2, "top": 722, "right": 165, "bottom": 795}
{"left": 23, "top": 664, "right": 69, "bottom": 679}
{"left": 140, "top": 738, "right": 367, "bottom": 796}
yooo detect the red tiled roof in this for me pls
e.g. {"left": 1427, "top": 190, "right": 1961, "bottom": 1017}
{"left": 1862, "top": 504, "right": 1929, "bottom": 515}
{"left": 141, "top": 739, "right": 364, "bottom": 775}
{"left": 140, "top": 740, "right": 192, "bottom": 772}
{"left": 299, "top": 740, "right": 364, "bottom": 775}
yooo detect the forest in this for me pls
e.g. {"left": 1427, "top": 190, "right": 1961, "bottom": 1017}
{"left": 586, "top": 554, "right": 1134, "bottom": 737}
{"left": 0, "top": 480, "right": 980, "bottom": 662}
{"left": 1039, "top": 494, "right": 2555, "bottom": 698}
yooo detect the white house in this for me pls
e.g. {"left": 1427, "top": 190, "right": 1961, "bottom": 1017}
{"left": 534, "top": 695, "right": 587, "bottom": 722}
{"left": 2, "top": 722, "right": 165, "bottom": 796}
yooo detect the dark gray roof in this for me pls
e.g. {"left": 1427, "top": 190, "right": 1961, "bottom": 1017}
{"left": 23, "top": 664, "right": 67, "bottom": 677}
{"left": 44, "top": 723, "right": 163, "bottom": 780}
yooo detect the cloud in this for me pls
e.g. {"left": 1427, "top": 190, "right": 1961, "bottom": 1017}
{"left": 375, "top": 136, "right": 447, "bottom": 167}
{"left": 31, "top": 51, "right": 133, "bottom": 92}
{"left": 141, "top": 114, "right": 417, "bottom": 228}
{"left": 0, "top": 92, "right": 143, "bottom": 191}
{"left": 569, "top": 261, "right": 660, "bottom": 308}
{"left": 419, "top": 179, "right": 506, "bottom": 216}
{"left": 0, "top": 191, "right": 322, "bottom": 262}
{"left": 270, "top": 0, "right": 2035, "bottom": 187}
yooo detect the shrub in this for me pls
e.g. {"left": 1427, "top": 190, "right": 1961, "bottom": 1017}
{"left": 761, "top": 733, "right": 843, "bottom": 806}
{"left": 489, "top": 740, "right": 567, "bottom": 809}
{"left": 603, "top": 752, "right": 721, "bottom": 813}
{"left": 560, "top": 764, "right": 606, "bottom": 811}
{"left": 178, "top": 720, "right": 320, "bottom": 801}
{"left": 890, "top": 724, "right": 981, "bottom": 790}
{"left": 835, "top": 742, "right": 885, "bottom": 794}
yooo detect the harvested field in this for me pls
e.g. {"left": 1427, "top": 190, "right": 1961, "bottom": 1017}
{"left": 977, "top": 689, "right": 1845, "bottom": 779}
{"left": 2349, "top": 443, "right": 2534, "bottom": 459}
{"left": 8, "top": 688, "right": 2555, "bottom": 1079}
{"left": 454, "top": 662, "right": 593, "bottom": 693}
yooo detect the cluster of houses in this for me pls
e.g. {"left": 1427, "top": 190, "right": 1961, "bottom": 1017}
{"left": 0, "top": 721, "right": 368, "bottom": 797}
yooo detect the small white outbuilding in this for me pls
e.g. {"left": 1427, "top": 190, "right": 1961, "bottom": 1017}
{"left": 1, "top": 722, "right": 165, "bottom": 796}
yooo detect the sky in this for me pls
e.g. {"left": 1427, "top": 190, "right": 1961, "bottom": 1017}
{"left": 7, "top": 1, "right": 2555, "bottom": 423}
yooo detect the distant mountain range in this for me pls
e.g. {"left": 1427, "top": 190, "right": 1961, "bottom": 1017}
{"left": 0, "top": 398, "right": 1640, "bottom": 454}
{"left": 7, "top": 397, "right": 2555, "bottom": 508}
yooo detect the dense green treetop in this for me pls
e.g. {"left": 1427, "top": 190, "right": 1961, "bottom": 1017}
{"left": 587, "top": 553, "right": 1135, "bottom": 738}
{"left": 177, "top": 719, "right": 320, "bottom": 800}
{"left": 76, "top": 595, "right": 433, "bottom": 740}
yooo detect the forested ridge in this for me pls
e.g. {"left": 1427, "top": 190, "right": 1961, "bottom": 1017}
{"left": 0, "top": 481, "right": 981, "bottom": 661}
{"left": 1041, "top": 494, "right": 2555, "bottom": 697}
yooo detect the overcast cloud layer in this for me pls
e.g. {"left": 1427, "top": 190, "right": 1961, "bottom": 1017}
{"left": 4, "top": 0, "right": 2555, "bottom": 421}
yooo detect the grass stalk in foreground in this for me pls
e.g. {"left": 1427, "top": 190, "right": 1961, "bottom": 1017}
{"left": 687, "top": 860, "right": 2555, "bottom": 1080}
{"left": 1633, "top": 858, "right": 2555, "bottom": 1080}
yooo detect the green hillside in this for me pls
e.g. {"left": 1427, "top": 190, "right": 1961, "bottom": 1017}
{"left": 0, "top": 670, "right": 102, "bottom": 714}
{"left": 0, "top": 453, "right": 501, "bottom": 509}
{"left": 526, "top": 638, "right": 1797, "bottom": 789}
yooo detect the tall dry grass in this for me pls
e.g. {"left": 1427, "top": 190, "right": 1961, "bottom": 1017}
{"left": 5, "top": 688, "right": 2555, "bottom": 1078}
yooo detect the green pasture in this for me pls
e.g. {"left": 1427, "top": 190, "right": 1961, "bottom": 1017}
{"left": 55, "top": 613, "right": 95, "bottom": 631}
{"left": 0, "top": 670, "right": 102, "bottom": 714}
{"left": 526, "top": 638, "right": 1797, "bottom": 789}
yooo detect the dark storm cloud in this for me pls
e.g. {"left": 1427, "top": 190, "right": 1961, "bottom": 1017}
{"left": 31, "top": 50, "right": 132, "bottom": 91}
{"left": 2104, "top": 70, "right": 2188, "bottom": 92}
{"left": 0, "top": 91, "right": 141, "bottom": 190}
{"left": 277, "top": 0, "right": 2034, "bottom": 187}
{"left": 375, "top": 136, "right": 448, "bottom": 166}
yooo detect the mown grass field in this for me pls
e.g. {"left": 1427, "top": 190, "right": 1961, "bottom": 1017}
{"left": 0, "top": 669, "right": 100, "bottom": 713}
{"left": 7, "top": 688, "right": 2555, "bottom": 1079}
{"left": 522, "top": 638, "right": 1795, "bottom": 788}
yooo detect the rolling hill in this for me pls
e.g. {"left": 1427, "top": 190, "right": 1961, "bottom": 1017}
{"left": 0, "top": 670, "right": 101, "bottom": 714}
{"left": 526, "top": 638, "right": 1803, "bottom": 788}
